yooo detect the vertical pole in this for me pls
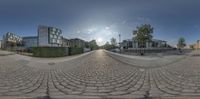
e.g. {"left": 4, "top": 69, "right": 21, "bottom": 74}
{"left": 119, "top": 34, "right": 121, "bottom": 53}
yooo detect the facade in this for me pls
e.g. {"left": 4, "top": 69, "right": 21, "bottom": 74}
{"left": 121, "top": 39, "right": 133, "bottom": 49}
{"left": 132, "top": 39, "right": 167, "bottom": 48}
{"left": 70, "top": 38, "right": 86, "bottom": 48}
{"left": 192, "top": 40, "right": 200, "bottom": 49}
{"left": 2, "top": 32, "right": 23, "bottom": 49}
{"left": 197, "top": 40, "right": 200, "bottom": 49}
{"left": 121, "top": 38, "right": 167, "bottom": 49}
{"left": 38, "top": 25, "right": 62, "bottom": 47}
{"left": 62, "top": 37, "right": 70, "bottom": 47}
{"left": 22, "top": 36, "right": 38, "bottom": 48}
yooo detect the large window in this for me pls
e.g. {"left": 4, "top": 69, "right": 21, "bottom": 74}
{"left": 48, "top": 27, "right": 62, "bottom": 45}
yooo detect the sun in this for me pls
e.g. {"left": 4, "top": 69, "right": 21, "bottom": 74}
{"left": 97, "top": 38, "right": 103, "bottom": 42}
{"left": 96, "top": 38, "right": 104, "bottom": 46}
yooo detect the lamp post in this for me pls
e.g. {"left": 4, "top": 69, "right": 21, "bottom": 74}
{"left": 119, "top": 34, "right": 121, "bottom": 53}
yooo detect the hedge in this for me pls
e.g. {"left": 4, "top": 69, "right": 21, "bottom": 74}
{"left": 32, "top": 47, "right": 68, "bottom": 57}
{"left": 69, "top": 47, "right": 83, "bottom": 55}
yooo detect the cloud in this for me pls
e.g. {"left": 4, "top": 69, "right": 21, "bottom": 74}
{"left": 87, "top": 27, "right": 97, "bottom": 34}
{"left": 105, "top": 26, "right": 110, "bottom": 30}
{"left": 76, "top": 30, "right": 81, "bottom": 33}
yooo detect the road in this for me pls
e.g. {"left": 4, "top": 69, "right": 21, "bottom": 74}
{"left": 0, "top": 50, "right": 200, "bottom": 99}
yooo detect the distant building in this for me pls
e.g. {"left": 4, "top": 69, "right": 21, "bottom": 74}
{"left": 38, "top": 25, "right": 62, "bottom": 47}
{"left": 191, "top": 40, "right": 200, "bottom": 49}
{"left": 22, "top": 36, "right": 38, "bottom": 48}
{"left": 70, "top": 38, "right": 86, "bottom": 48}
{"left": 2, "top": 32, "right": 23, "bottom": 49}
{"left": 197, "top": 40, "right": 200, "bottom": 49}
{"left": 121, "top": 39, "right": 133, "bottom": 49}
{"left": 62, "top": 37, "right": 70, "bottom": 47}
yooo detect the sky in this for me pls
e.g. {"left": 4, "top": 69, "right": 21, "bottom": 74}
{"left": 0, "top": 0, "right": 200, "bottom": 46}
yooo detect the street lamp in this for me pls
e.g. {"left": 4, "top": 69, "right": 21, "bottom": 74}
{"left": 119, "top": 34, "right": 121, "bottom": 53}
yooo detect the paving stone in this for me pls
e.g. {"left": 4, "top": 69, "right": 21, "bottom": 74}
{"left": 0, "top": 50, "right": 200, "bottom": 98}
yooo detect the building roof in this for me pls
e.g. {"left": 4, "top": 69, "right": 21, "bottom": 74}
{"left": 132, "top": 38, "right": 167, "bottom": 42}
{"left": 70, "top": 38, "right": 85, "bottom": 42}
{"left": 152, "top": 39, "right": 166, "bottom": 42}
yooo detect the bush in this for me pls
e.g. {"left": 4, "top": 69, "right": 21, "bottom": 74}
{"left": 32, "top": 47, "right": 68, "bottom": 57}
{"left": 69, "top": 47, "right": 83, "bottom": 55}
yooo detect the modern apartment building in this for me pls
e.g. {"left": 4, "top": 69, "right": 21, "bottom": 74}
{"left": 38, "top": 25, "right": 62, "bottom": 47}
{"left": 1, "top": 26, "right": 89, "bottom": 50}
{"left": 2, "top": 32, "right": 23, "bottom": 49}
{"left": 22, "top": 36, "right": 38, "bottom": 48}
{"left": 121, "top": 38, "right": 167, "bottom": 49}
{"left": 62, "top": 37, "right": 70, "bottom": 47}
{"left": 70, "top": 38, "right": 86, "bottom": 48}
{"left": 121, "top": 39, "right": 133, "bottom": 49}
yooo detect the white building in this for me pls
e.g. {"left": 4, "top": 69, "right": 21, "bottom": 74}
{"left": 121, "top": 38, "right": 167, "bottom": 49}
{"left": 2, "top": 32, "right": 23, "bottom": 49}
{"left": 62, "top": 37, "right": 70, "bottom": 47}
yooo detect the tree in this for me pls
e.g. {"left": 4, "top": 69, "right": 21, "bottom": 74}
{"left": 102, "top": 42, "right": 111, "bottom": 49}
{"left": 177, "top": 37, "right": 186, "bottom": 48}
{"left": 133, "top": 24, "right": 153, "bottom": 48}
{"left": 89, "top": 40, "right": 98, "bottom": 50}
{"left": 110, "top": 37, "right": 117, "bottom": 46}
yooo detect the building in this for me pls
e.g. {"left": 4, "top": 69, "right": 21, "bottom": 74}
{"left": 132, "top": 39, "right": 167, "bottom": 48}
{"left": 38, "top": 25, "right": 62, "bottom": 47}
{"left": 196, "top": 40, "right": 200, "bottom": 49}
{"left": 191, "top": 40, "right": 200, "bottom": 49}
{"left": 121, "top": 39, "right": 133, "bottom": 49}
{"left": 62, "top": 37, "right": 70, "bottom": 47}
{"left": 70, "top": 38, "right": 86, "bottom": 48}
{"left": 22, "top": 36, "right": 38, "bottom": 48}
{"left": 2, "top": 32, "right": 23, "bottom": 49}
{"left": 121, "top": 38, "right": 167, "bottom": 49}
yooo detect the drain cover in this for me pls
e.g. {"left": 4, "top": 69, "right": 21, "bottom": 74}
{"left": 48, "top": 62, "right": 55, "bottom": 65}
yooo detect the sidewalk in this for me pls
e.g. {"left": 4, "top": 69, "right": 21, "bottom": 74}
{"left": 104, "top": 50, "right": 186, "bottom": 68}
{"left": 0, "top": 50, "right": 14, "bottom": 56}
{"left": 12, "top": 51, "right": 94, "bottom": 63}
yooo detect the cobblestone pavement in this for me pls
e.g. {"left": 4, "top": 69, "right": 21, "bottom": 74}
{"left": 0, "top": 50, "right": 200, "bottom": 99}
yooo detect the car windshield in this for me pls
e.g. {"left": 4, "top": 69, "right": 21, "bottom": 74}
{"left": 0, "top": 0, "right": 200, "bottom": 99}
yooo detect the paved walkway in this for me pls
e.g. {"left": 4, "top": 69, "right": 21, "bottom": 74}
{"left": 0, "top": 50, "right": 200, "bottom": 99}
{"left": 0, "top": 50, "right": 14, "bottom": 56}
{"left": 105, "top": 50, "right": 186, "bottom": 68}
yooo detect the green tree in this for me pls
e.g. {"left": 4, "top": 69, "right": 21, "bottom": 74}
{"left": 89, "top": 40, "right": 98, "bottom": 50}
{"left": 177, "top": 37, "right": 186, "bottom": 48}
{"left": 110, "top": 37, "right": 117, "bottom": 46}
{"left": 103, "top": 42, "right": 111, "bottom": 49}
{"left": 133, "top": 24, "right": 153, "bottom": 48}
